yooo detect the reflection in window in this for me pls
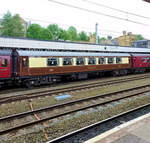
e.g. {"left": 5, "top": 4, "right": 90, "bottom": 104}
{"left": 116, "top": 57, "right": 122, "bottom": 64}
{"left": 76, "top": 58, "right": 85, "bottom": 65}
{"left": 22, "top": 58, "right": 28, "bottom": 67}
{"left": 108, "top": 57, "right": 114, "bottom": 64}
{"left": 2, "top": 59, "right": 8, "bottom": 67}
{"left": 63, "top": 58, "right": 73, "bottom": 65}
{"left": 99, "top": 58, "right": 105, "bottom": 64}
{"left": 88, "top": 58, "right": 96, "bottom": 65}
{"left": 47, "top": 58, "right": 59, "bottom": 66}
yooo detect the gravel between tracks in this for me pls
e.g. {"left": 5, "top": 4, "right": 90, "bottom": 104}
{"left": 1, "top": 92, "right": 150, "bottom": 143}
{"left": 1, "top": 78, "right": 150, "bottom": 118}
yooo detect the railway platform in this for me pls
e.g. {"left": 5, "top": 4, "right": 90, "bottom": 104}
{"left": 85, "top": 112, "right": 150, "bottom": 143}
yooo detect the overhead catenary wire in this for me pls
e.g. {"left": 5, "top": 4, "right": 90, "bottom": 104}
{"left": 48, "top": 0, "right": 150, "bottom": 27}
{"left": 0, "top": 12, "right": 122, "bottom": 35}
{"left": 82, "top": 0, "right": 150, "bottom": 20}
{"left": 0, "top": 9, "right": 150, "bottom": 38}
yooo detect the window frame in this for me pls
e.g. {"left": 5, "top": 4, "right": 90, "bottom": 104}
{"left": 22, "top": 58, "right": 28, "bottom": 67}
{"left": 47, "top": 58, "right": 59, "bottom": 66}
{"left": 98, "top": 57, "right": 106, "bottom": 64}
{"left": 1, "top": 58, "right": 8, "bottom": 67}
{"left": 88, "top": 57, "right": 96, "bottom": 65}
{"left": 76, "top": 57, "right": 85, "bottom": 65}
{"left": 108, "top": 57, "right": 114, "bottom": 64}
{"left": 63, "top": 57, "right": 73, "bottom": 66}
{"left": 116, "top": 57, "right": 122, "bottom": 64}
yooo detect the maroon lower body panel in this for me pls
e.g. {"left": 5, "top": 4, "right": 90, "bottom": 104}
{"left": 19, "top": 64, "right": 131, "bottom": 76}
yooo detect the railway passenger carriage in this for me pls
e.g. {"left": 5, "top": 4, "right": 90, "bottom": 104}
{"left": 131, "top": 54, "right": 150, "bottom": 73}
{"left": 15, "top": 50, "right": 131, "bottom": 87}
{"left": 1, "top": 37, "right": 150, "bottom": 88}
{"left": 0, "top": 50, "right": 12, "bottom": 87}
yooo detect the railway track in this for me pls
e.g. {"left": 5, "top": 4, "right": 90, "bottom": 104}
{"left": 47, "top": 103, "right": 150, "bottom": 143}
{"left": 1, "top": 73, "right": 150, "bottom": 104}
{"left": 1, "top": 84, "right": 150, "bottom": 136}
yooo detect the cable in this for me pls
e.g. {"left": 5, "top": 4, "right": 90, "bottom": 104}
{"left": 1, "top": 13, "right": 122, "bottom": 34}
{"left": 48, "top": 0, "right": 150, "bottom": 27}
{"left": 1, "top": 10, "right": 149, "bottom": 38}
{"left": 0, "top": 13, "right": 122, "bottom": 35}
{"left": 82, "top": 0, "right": 150, "bottom": 20}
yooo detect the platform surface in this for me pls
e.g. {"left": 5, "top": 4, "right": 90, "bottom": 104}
{"left": 84, "top": 112, "right": 150, "bottom": 143}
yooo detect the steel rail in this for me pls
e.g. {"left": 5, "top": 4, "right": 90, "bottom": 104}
{"left": 47, "top": 103, "right": 150, "bottom": 143}
{"left": 0, "top": 84, "right": 150, "bottom": 135}
{"left": 0, "top": 74, "right": 150, "bottom": 104}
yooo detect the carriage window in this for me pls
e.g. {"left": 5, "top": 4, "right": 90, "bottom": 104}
{"left": 88, "top": 58, "right": 96, "bottom": 65}
{"left": 47, "top": 58, "right": 59, "bottom": 66}
{"left": 148, "top": 58, "right": 150, "bottom": 62}
{"left": 76, "top": 58, "right": 85, "bottom": 65}
{"left": 22, "top": 58, "right": 27, "bottom": 67}
{"left": 142, "top": 57, "right": 150, "bottom": 63}
{"left": 63, "top": 58, "right": 73, "bottom": 65}
{"left": 116, "top": 57, "right": 122, "bottom": 64}
{"left": 99, "top": 58, "right": 105, "bottom": 64}
{"left": 1, "top": 59, "right": 8, "bottom": 67}
{"left": 108, "top": 57, "right": 114, "bottom": 64}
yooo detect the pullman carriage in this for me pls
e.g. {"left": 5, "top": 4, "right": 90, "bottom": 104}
{"left": 15, "top": 50, "right": 131, "bottom": 87}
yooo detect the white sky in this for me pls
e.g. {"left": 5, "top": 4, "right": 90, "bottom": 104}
{"left": 0, "top": 0, "right": 150, "bottom": 39}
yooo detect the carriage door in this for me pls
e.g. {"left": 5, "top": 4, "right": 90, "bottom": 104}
{"left": 0, "top": 56, "right": 11, "bottom": 78}
{"left": 21, "top": 57, "right": 29, "bottom": 76}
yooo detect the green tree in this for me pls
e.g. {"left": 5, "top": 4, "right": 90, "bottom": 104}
{"left": 99, "top": 37, "right": 106, "bottom": 44}
{"left": 59, "top": 29, "right": 69, "bottom": 41}
{"left": 27, "top": 24, "right": 53, "bottom": 40}
{"left": 0, "top": 11, "right": 25, "bottom": 37}
{"left": 40, "top": 28, "right": 53, "bottom": 40}
{"left": 67, "top": 26, "right": 78, "bottom": 41}
{"left": 136, "top": 34, "right": 144, "bottom": 40}
{"left": 47, "top": 24, "right": 61, "bottom": 40}
{"left": 27, "top": 24, "right": 42, "bottom": 39}
{"left": 79, "top": 31, "right": 89, "bottom": 41}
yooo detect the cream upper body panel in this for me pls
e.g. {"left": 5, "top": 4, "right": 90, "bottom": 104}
{"left": 28, "top": 56, "right": 130, "bottom": 68}
{"left": 29, "top": 57, "right": 47, "bottom": 68}
{"left": 122, "top": 57, "right": 129, "bottom": 64}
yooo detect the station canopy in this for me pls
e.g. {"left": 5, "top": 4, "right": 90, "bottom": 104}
{"left": 1, "top": 37, "right": 150, "bottom": 54}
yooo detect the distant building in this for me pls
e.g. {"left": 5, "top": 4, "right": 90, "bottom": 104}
{"left": 117, "top": 31, "right": 136, "bottom": 46}
{"left": 89, "top": 35, "right": 96, "bottom": 43}
{"left": 111, "top": 38, "right": 119, "bottom": 45}
{"left": 132, "top": 40, "right": 150, "bottom": 48}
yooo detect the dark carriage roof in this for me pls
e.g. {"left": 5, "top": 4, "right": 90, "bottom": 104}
{"left": 17, "top": 50, "right": 130, "bottom": 57}
{"left": 0, "top": 49, "right": 12, "bottom": 55}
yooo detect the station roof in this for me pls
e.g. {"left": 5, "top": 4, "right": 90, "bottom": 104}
{"left": 1, "top": 37, "right": 150, "bottom": 54}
